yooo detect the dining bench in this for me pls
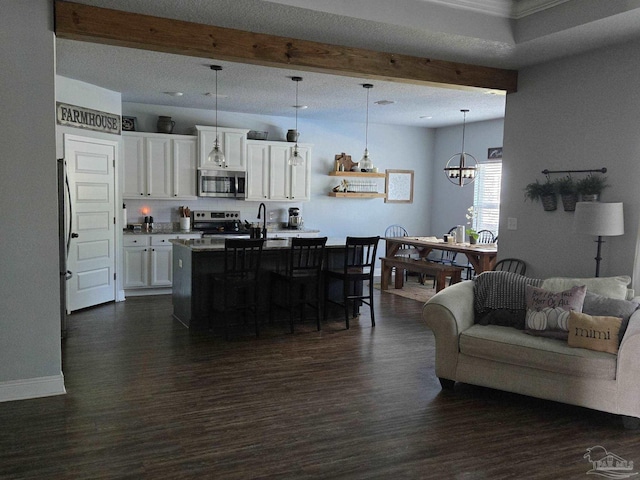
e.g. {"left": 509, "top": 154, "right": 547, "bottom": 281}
{"left": 380, "top": 256, "right": 463, "bottom": 292}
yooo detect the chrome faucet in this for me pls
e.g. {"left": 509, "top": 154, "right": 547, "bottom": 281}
{"left": 257, "top": 203, "right": 267, "bottom": 239}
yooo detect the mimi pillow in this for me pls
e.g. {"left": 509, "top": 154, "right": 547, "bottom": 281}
{"left": 568, "top": 311, "right": 622, "bottom": 354}
{"left": 525, "top": 284, "right": 587, "bottom": 338}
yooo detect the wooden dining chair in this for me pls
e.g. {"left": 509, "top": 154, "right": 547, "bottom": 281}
{"left": 269, "top": 237, "right": 328, "bottom": 333}
{"left": 324, "top": 236, "right": 379, "bottom": 329}
{"left": 492, "top": 258, "right": 527, "bottom": 275}
{"left": 211, "top": 238, "right": 265, "bottom": 339}
{"left": 476, "top": 230, "right": 496, "bottom": 243}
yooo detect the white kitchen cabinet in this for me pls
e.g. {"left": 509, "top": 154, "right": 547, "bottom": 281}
{"left": 195, "top": 125, "right": 249, "bottom": 171}
{"left": 245, "top": 140, "right": 311, "bottom": 201}
{"left": 122, "top": 132, "right": 197, "bottom": 200}
{"left": 123, "top": 233, "right": 201, "bottom": 293}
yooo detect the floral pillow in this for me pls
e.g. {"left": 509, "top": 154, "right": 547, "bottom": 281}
{"left": 525, "top": 284, "right": 587, "bottom": 338}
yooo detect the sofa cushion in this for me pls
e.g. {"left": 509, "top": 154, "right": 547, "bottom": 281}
{"left": 460, "top": 324, "right": 617, "bottom": 380}
{"left": 583, "top": 291, "right": 639, "bottom": 344}
{"left": 542, "top": 276, "right": 632, "bottom": 300}
{"left": 525, "top": 284, "right": 586, "bottom": 337}
{"left": 568, "top": 311, "right": 622, "bottom": 354}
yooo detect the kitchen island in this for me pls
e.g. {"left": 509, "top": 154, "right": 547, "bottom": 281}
{"left": 171, "top": 237, "right": 351, "bottom": 330}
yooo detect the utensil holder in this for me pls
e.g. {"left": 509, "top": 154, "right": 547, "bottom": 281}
{"left": 179, "top": 217, "right": 190, "bottom": 231}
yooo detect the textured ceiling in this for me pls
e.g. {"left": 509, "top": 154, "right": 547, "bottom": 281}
{"left": 55, "top": 0, "right": 640, "bottom": 127}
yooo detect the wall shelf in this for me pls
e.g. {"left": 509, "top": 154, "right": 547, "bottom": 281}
{"left": 328, "top": 171, "right": 386, "bottom": 178}
{"left": 328, "top": 192, "right": 386, "bottom": 198}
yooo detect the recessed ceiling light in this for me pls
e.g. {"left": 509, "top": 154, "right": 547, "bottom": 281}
{"left": 375, "top": 100, "right": 395, "bottom": 106}
{"left": 419, "top": 115, "right": 433, "bottom": 119}
{"left": 164, "top": 91, "right": 183, "bottom": 97}
{"left": 293, "top": 105, "right": 308, "bottom": 109}
{"left": 204, "top": 92, "right": 229, "bottom": 98}
{"left": 484, "top": 89, "right": 506, "bottom": 96}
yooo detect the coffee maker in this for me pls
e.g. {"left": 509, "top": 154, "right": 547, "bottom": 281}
{"left": 288, "top": 207, "right": 303, "bottom": 229}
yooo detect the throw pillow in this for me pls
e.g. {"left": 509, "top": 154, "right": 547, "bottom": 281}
{"left": 567, "top": 311, "right": 622, "bottom": 354}
{"left": 582, "top": 291, "right": 639, "bottom": 345}
{"left": 525, "top": 284, "right": 587, "bottom": 337}
{"left": 541, "top": 276, "right": 631, "bottom": 300}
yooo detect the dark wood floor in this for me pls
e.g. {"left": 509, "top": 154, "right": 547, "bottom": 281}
{"left": 1, "top": 288, "right": 639, "bottom": 479}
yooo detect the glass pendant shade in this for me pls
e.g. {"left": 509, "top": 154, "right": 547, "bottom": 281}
{"left": 208, "top": 136, "right": 225, "bottom": 167}
{"left": 288, "top": 77, "right": 303, "bottom": 166}
{"left": 208, "top": 65, "right": 226, "bottom": 167}
{"left": 444, "top": 109, "right": 478, "bottom": 187}
{"left": 360, "top": 148, "right": 373, "bottom": 171}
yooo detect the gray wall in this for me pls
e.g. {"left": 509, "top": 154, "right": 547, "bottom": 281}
{"left": 430, "top": 118, "right": 505, "bottom": 238}
{"left": 122, "top": 103, "right": 436, "bottom": 239}
{"left": 499, "top": 38, "right": 640, "bottom": 280}
{"left": 0, "top": 1, "right": 64, "bottom": 399}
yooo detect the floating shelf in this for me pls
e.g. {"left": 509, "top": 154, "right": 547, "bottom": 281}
{"left": 328, "top": 171, "right": 386, "bottom": 178}
{"left": 328, "top": 192, "right": 386, "bottom": 198}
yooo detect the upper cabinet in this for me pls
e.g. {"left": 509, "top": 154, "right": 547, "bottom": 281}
{"left": 194, "top": 125, "right": 249, "bottom": 171}
{"left": 122, "top": 132, "right": 197, "bottom": 200}
{"left": 245, "top": 140, "right": 311, "bottom": 202}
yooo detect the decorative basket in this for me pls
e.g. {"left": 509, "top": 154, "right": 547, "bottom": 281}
{"left": 561, "top": 193, "right": 578, "bottom": 212}
{"left": 247, "top": 130, "right": 268, "bottom": 140}
{"left": 541, "top": 194, "right": 558, "bottom": 211}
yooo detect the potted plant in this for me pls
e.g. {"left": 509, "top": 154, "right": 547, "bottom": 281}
{"left": 524, "top": 179, "right": 557, "bottom": 211}
{"left": 576, "top": 174, "right": 609, "bottom": 201}
{"left": 465, "top": 206, "right": 479, "bottom": 244}
{"left": 553, "top": 176, "right": 578, "bottom": 211}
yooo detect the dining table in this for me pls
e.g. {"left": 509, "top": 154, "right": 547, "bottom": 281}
{"left": 384, "top": 236, "right": 498, "bottom": 276}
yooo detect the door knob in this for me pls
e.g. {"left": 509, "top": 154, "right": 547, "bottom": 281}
{"left": 71, "top": 232, "right": 79, "bottom": 238}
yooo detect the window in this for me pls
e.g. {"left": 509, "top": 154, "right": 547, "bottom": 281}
{"left": 473, "top": 161, "right": 502, "bottom": 236}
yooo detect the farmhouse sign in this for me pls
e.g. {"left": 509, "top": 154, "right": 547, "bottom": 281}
{"left": 56, "top": 102, "right": 121, "bottom": 134}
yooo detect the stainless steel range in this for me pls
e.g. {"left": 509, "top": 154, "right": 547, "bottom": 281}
{"left": 191, "top": 210, "right": 249, "bottom": 238}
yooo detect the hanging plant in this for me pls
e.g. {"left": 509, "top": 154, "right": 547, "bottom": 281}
{"left": 576, "top": 174, "right": 609, "bottom": 201}
{"left": 553, "top": 176, "right": 578, "bottom": 211}
{"left": 524, "top": 179, "right": 557, "bottom": 211}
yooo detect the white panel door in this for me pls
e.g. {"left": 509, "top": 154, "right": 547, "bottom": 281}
{"left": 246, "top": 142, "right": 269, "bottom": 200}
{"left": 64, "top": 135, "right": 117, "bottom": 312}
{"left": 172, "top": 137, "right": 197, "bottom": 199}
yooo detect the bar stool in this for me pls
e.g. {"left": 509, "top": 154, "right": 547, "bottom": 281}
{"left": 270, "top": 237, "right": 328, "bottom": 333}
{"left": 211, "top": 238, "right": 264, "bottom": 339}
{"left": 324, "top": 236, "right": 379, "bottom": 329}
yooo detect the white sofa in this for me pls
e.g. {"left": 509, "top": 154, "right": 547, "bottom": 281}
{"left": 422, "top": 278, "right": 640, "bottom": 426}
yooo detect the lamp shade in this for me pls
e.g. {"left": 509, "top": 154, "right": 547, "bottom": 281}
{"left": 573, "top": 202, "right": 624, "bottom": 236}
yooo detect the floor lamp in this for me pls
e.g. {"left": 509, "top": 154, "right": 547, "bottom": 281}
{"left": 573, "top": 202, "right": 624, "bottom": 277}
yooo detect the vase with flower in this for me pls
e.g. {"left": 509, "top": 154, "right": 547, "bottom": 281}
{"left": 465, "top": 206, "right": 479, "bottom": 244}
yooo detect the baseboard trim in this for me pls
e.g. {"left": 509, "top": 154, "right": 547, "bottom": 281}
{"left": 0, "top": 374, "right": 66, "bottom": 403}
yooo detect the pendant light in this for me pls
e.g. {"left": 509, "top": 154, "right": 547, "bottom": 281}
{"left": 443, "top": 109, "right": 478, "bottom": 187}
{"left": 359, "top": 84, "right": 374, "bottom": 171}
{"left": 288, "top": 76, "right": 303, "bottom": 166}
{"left": 207, "top": 65, "right": 226, "bottom": 168}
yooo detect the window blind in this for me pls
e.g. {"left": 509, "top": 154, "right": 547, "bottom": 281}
{"left": 473, "top": 161, "right": 502, "bottom": 237}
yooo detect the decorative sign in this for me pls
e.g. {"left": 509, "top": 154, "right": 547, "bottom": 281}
{"left": 488, "top": 147, "right": 503, "bottom": 159}
{"left": 56, "top": 102, "right": 121, "bottom": 135}
{"left": 385, "top": 169, "right": 414, "bottom": 203}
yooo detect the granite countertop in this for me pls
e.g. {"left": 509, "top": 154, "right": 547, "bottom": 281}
{"left": 124, "top": 229, "right": 203, "bottom": 235}
{"left": 171, "top": 237, "right": 344, "bottom": 251}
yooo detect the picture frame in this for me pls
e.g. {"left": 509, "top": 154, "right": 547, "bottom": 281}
{"left": 488, "top": 147, "right": 503, "bottom": 159}
{"left": 385, "top": 169, "right": 414, "bottom": 203}
{"left": 122, "top": 116, "right": 137, "bottom": 132}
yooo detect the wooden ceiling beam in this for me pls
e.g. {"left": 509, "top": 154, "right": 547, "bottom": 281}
{"left": 54, "top": 0, "right": 518, "bottom": 93}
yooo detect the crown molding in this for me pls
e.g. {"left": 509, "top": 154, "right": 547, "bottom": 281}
{"left": 422, "top": 0, "right": 570, "bottom": 19}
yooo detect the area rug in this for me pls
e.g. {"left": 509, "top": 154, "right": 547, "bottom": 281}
{"left": 374, "top": 280, "right": 437, "bottom": 303}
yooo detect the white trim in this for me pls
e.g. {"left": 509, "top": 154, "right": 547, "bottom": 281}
{"left": 421, "top": 0, "right": 570, "bottom": 19}
{"left": 0, "top": 374, "right": 66, "bottom": 403}
{"left": 513, "top": 0, "right": 571, "bottom": 18}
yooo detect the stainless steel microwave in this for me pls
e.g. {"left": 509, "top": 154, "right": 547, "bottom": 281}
{"left": 197, "top": 170, "right": 246, "bottom": 198}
